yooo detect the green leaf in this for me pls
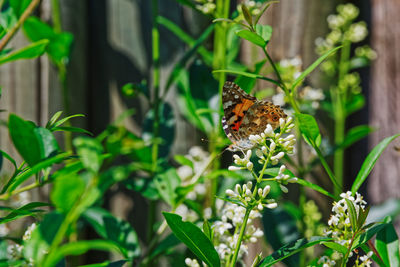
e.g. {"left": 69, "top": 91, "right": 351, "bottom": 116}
{"left": 241, "top": 5, "right": 253, "bottom": 26}
{"left": 44, "top": 240, "right": 120, "bottom": 267}
{"left": 174, "top": 155, "right": 194, "bottom": 169}
{"left": 142, "top": 103, "right": 175, "bottom": 158}
{"left": 0, "top": 39, "right": 49, "bottom": 66}
{"left": 73, "top": 137, "right": 104, "bottom": 173}
{"left": 295, "top": 113, "right": 321, "bottom": 147}
{"left": 262, "top": 206, "right": 301, "bottom": 266}
{"left": 290, "top": 46, "right": 341, "bottom": 91}
{"left": 154, "top": 169, "right": 181, "bottom": 207}
{"left": 339, "top": 125, "right": 374, "bottom": 149}
{"left": 203, "top": 219, "right": 212, "bottom": 241}
{"left": 212, "top": 69, "right": 280, "bottom": 87}
{"left": 149, "top": 234, "right": 180, "bottom": 261}
{"left": 24, "top": 211, "right": 65, "bottom": 265}
{"left": 51, "top": 126, "right": 92, "bottom": 135}
{"left": 255, "top": 24, "right": 272, "bottom": 43}
{"left": 123, "top": 178, "right": 160, "bottom": 200}
{"left": 52, "top": 114, "right": 85, "bottom": 128}
{"left": 9, "top": 0, "right": 31, "bottom": 17}
{"left": 46, "top": 111, "right": 63, "bottom": 128}
{"left": 235, "top": 29, "right": 266, "bottom": 47}
{"left": 6, "top": 152, "right": 69, "bottom": 193}
{"left": 345, "top": 199, "right": 358, "bottom": 231}
{"left": 8, "top": 114, "right": 42, "bottom": 166}
{"left": 163, "top": 212, "right": 220, "bottom": 267}
{"left": 51, "top": 174, "right": 85, "bottom": 212}
{"left": 0, "top": 150, "right": 17, "bottom": 170}
{"left": 259, "top": 236, "right": 332, "bottom": 266}
{"left": 83, "top": 207, "right": 140, "bottom": 259}
{"left": 23, "top": 16, "right": 73, "bottom": 64}
{"left": 351, "top": 223, "right": 388, "bottom": 250}
{"left": 357, "top": 206, "right": 370, "bottom": 230}
{"left": 34, "top": 127, "right": 59, "bottom": 158}
{"left": 376, "top": 222, "right": 400, "bottom": 267}
{"left": 351, "top": 133, "right": 400, "bottom": 194}
{"left": 322, "top": 241, "right": 348, "bottom": 254}
{"left": 0, "top": 202, "right": 50, "bottom": 224}
{"left": 345, "top": 94, "right": 365, "bottom": 116}
{"left": 295, "top": 179, "right": 336, "bottom": 199}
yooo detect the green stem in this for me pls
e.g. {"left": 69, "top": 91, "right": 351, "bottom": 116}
{"left": 229, "top": 208, "right": 251, "bottom": 267}
{"left": 151, "top": 0, "right": 160, "bottom": 172}
{"left": 333, "top": 40, "right": 351, "bottom": 195}
{"left": 0, "top": 182, "right": 40, "bottom": 200}
{"left": 263, "top": 48, "right": 301, "bottom": 113}
{"left": 341, "top": 232, "right": 356, "bottom": 267}
{"left": 314, "top": 145, "right": 341, "bottom": 194}
{"left": 50, "top": 0, "right": 62, "bottom": 33}
{"left": 0, "top": 0, "right": 41, "bottom": 51}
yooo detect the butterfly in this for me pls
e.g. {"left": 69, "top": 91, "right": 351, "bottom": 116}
{"left": 222, "top": 81, "right": 287, "bottom": 151}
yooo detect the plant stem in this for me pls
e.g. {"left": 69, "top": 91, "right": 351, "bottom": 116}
{"left": 333, "top": 40, "right": 351, "bottom": 196}
{"left": 50, "top": 0, "right": 62, "bottom": 33}
{"left": 341, "top": 232, "right": 356, "bottom": 267}
{"left": 0, "top": 182, "right": 40, "bottom": 200}
{"left": 0, "top": 0, "right": 41, "bottom": 51}
{"left": 314, "top": 145, "right": 341, "bottom": 194}
{"left": 263, "top": 47, "right": 301, "bottom": 113}
{"left": 151, "top": 0, "right": 160, "bottom": 173}
{"left": 229, "top": 208, "right": 251, "bottom": 267}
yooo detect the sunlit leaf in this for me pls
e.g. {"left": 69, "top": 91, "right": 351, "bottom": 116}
{"left": 0, "top": 39, "right": 49, "bottom": 65}
{"left": 163, "top": 212, "right": 220, "bottom": 267}
{"left": 259, "top": 236, "right": 332, "bottom": 266}
{"left": 351, "top": 133, "right": 400, "bottom": 194}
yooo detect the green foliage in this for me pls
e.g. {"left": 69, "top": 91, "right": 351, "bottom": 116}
{"left": 0, "top": 1, "right": 397, "bottom": 266}
{"left": 163, "top": 212, "right": 220, "bottom": 267}
{"left": 0, "top": 39, "right": 49, "bottom": 65}
{"left": 259, "top": 236, "right": 333, "bottom": 266}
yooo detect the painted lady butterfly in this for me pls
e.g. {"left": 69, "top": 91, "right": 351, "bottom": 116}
{"left": 222, "top": 81, "right": 287, "bottom": 151}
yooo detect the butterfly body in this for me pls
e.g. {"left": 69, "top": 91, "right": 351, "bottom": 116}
{"left": 222, "top": 81, "right": 287, "bottom": 151}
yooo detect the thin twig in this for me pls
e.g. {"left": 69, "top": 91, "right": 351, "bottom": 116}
{"left": 0, "top": 0, "right": 41, "bottom": 51}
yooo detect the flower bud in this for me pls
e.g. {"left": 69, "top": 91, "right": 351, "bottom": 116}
{"left": 264, "top": 124, "right": 274, "bottom": 137}
{"left": 235, "top": 184, "right": 242, "bottom": 194}
{"left": 263, "top": 185, "right": 271, "bottom": 198}
{"left": 269, "top": 141, "right": 276, "bottom": 151}
{"left": 280, "top": 184, "right": 288, "bottom": 193}
{"left": 258, "top": 188, "right": 263, "bottom": 197}
{"left": 258, "top": 203, "right": 264, "bottom": 211}
{"left": 246, "top": 162, "right": 254, "bottom": 171}
{"left": 226, "top": 189, "right": 236, "bottom": 197}
{"left": 266, "top": 202, "right": 278, "bottom": 209}
{"left": 246, "top": 181, "right": 253, "bottom": 190}
{"left": 279, "top": 118, "right": 285, "bottom": 129}
{"left": 228, "top": 166, "right": 242, "bottom": 171}
{"left": 245, "top": 189, "right": 252, "bottom": 196}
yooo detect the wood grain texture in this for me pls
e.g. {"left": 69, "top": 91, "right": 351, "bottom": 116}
{"left": 368, "top": 0, "right": 400, "bottom": 203}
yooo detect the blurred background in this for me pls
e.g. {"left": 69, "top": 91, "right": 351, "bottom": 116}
{"left": 0, "top": 0, "right": 400, "bottom": 265}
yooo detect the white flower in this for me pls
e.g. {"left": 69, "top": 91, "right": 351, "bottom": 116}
{"left": 318, "top": 255, "right": 336, "bottom": 267}
{"left": 22, "top": 223, "right": 37, "bottom": 241}
{"left": 272, "top": 92, "right": 285, "bottom": 106}
{"left": 346, "top": 22, "right": 368, "bottom": 42}
{"left": 327, "top": 14, "right": 345, "bottom": 29}
{"left": 0, "top": 224, "right": 10, "bottom": 237}
{"left": 185, "top": 258, "right": 201, "bottom": 267}
{"left": 337, "top": 3, "right": 359, "bottom": 20}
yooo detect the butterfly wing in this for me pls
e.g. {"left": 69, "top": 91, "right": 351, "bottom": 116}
{"left": 238, "top": 100, "right": 287, "bottom": 137}
{"left": 222, "top": 81, "right": 256, "bottom": 141}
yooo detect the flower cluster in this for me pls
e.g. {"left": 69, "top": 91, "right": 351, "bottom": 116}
{"left": 315, "top": 3, "right": 372, "bottom": 55}
{"left": 195, "top": 0, "right": 216, "bottom": 15}
{"left": 226, "top": 181, "right": 277, "bottom": 211}
{"left": 302, "top": 200, "right": 324, "bottom": 239}
{"left": 213, "top": 202, "right": 263, "bottom": 264}
{"left": 319, "top": 191, "right": 368, "bottom": 265}
{"left": 273, "top": 165, "right": 298, "bottom": 193}
{"left": 176, "top": 146, "right": 210, "bottom": 221}
{"left": 250, "top": 117, "right": 296, "bottom": 164}
{"left": 237, "top": 0, "right": 263, "bottom": 16}
{"left": 7, "top": 223, "right": 36, "bottom": 266}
